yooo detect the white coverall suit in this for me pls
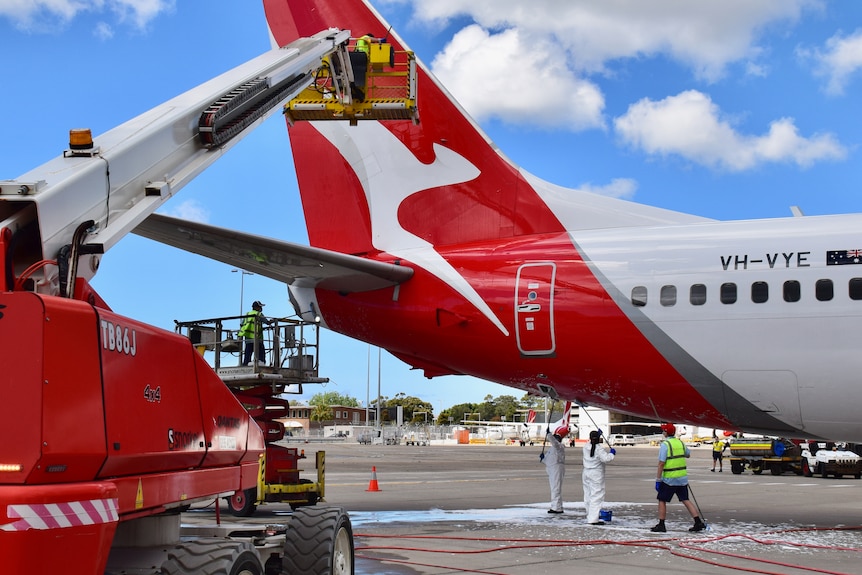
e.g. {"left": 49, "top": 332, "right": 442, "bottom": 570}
{"left": 582, "top": 442, "right": 615, "bottom": 523}
{"left": 543, "top": 433, "right": 566, "bottom": 512}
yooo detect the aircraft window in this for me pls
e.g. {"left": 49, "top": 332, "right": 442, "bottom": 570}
{"left": 720, "top": 283, "right": 737, "bottom": 304}
{"left": 850, "top": 278, "right": 862, "bottom": 300}
{"left": 751, "top": 281, "right": 769, "bottom": 303}
{"left": 631, "top": 286, "right": 647, "bottom": 306}
{"left": 816, "top": 279, "right": 833, "bottom": 301}
{"left": 660, "top": 285, "right": 677, "bottom": 306}
{"left": 783, "top": 280, "right": 801, "bottom": 302}
{"left": 690, "top": 284, "right": 706, "bottom": 305}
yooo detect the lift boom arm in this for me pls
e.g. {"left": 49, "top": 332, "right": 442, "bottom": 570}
{"left": 0, "top": 29, "right": 352, "bottom": 296}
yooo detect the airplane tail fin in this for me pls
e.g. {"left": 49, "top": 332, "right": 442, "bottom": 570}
{"left": 263, "top": 0, "right": 708, "bottom": 255}
{"left": 549, "top": 401, "right": 573, "bottom": 433}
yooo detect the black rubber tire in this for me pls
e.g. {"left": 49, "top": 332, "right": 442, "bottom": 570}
{"left": 282, "top": 506, "right": 354, "bottom": 575}
{"left": 769, "top": 463, "right": 782, "bottom": 476}
{"left": 227, "top": 488, "right": 257, "bottom": 517}
{"left": 819, "top": 463, "right": 829, "bottom": 478}
{"left": 731, "top": 460, "right": 743, "bottom": 475}
{"left": 161, "top": 539, "right": 263, "bottom": 575}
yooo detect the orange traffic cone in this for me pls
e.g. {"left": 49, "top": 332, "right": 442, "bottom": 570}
{"left": 366, "top": 466, "right": 381, "bottom": 492}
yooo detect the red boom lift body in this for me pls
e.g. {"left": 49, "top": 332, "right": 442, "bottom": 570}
{"left": 0, "top": 288, "right": 264, "bottom": 573}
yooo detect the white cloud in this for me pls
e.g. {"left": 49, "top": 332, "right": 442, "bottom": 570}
{"left": 94, "top": 20, "right": 113, "bottom": 40}
{"left": 405, "top": 0, "right": 816, "bottom": 81}
{"left": 581, "top": 178, "right": 638, "bottom": 200}
{"left": 0, "top": 0, "right": 173, "bottom": 32}
{"left": 613, "top": 90, "right": 846, "bottom": 171}
{"left": 161, "top": 199, "right": 209, "bottom": 223}
{"left": 800, "top": 29, "right": 862, "bottom": 95}
{"left": 431, "top": 25, "right": 605, "bottom": 130}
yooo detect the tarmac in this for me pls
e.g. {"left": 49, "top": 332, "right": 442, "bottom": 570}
{"left": 184, "top": 441, "right": 862, "bottom": 574}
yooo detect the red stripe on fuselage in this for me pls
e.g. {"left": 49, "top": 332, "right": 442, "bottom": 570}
{"left": 316, "top": 233, "right": 729, "bottom": 427}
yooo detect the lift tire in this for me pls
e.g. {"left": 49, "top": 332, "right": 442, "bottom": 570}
{"left": 730, "top": 461, "right": 743, "bottom": 475}
{"left": 226, "top": 488, "right": 257, "bottom": 517}
{"left": 161, "top": 539, "right": 263, "bottom": 575}
{"left": 282, "top": 506, "right": 354, "bottom": 575}
{"left": 769, "top": 463, "right": 782, "bottom": 476}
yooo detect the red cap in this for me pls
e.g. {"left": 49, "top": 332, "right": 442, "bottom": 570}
{"left": 660, "top": 423, "right": 676, "bottom": 436}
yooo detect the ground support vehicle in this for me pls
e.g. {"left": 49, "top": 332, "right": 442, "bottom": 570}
{"left": 1, "top": 26, "right": 415, "bottom": 574}
{"left": 611, "top": 434, "right": 636, "bottom": 446}
{"left": 800, "top": 442, "right": 862, "bottom": 478}
{"left": 729, "top": 437, "right": 803, "bottom": 475}
{"left": 404, "top": 430, "right": 429, "bottom": 446}
{"left": 176, "top": 315, "right": 328, "bottom": 516}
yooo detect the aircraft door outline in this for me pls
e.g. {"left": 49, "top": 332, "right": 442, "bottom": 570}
{"left": 515, "top": 262, "right": 556, "bottom": 357}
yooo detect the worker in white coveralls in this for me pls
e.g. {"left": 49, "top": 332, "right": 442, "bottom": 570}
{"left": 582, "top": 430, "right": 616, "bottom": 525}
{"left": 540, "top": 425, "right": 570, "bottom": 514}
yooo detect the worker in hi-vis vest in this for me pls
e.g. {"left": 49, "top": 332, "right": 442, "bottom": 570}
{"left": 351, "top": 33, "right": 376, "bottom": 101}
{"left": 651, "top": 423, "right": 706, "bottom": 533}
{"left": 239, "top": 300, "right": 271, "bottom": 366}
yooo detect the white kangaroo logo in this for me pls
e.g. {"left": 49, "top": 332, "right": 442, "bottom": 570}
{"left": 315, "top": 121, "right": 509, "bottom": 335}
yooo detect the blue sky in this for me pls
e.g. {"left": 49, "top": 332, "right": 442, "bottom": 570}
{"left": 2, "top": 1, "right": 862, "bottom": 415}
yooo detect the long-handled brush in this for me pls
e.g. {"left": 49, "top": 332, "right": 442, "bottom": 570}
{"left": 539, "top": 399, "right": 557, "bottom": 460}
{"left": 687, "top": 481, "right": 710, "bottom": 531}
{"left": 575, "top": 399, "right": 614, "bottom": 448}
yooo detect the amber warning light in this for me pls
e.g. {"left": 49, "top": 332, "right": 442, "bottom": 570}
{"left": 69, "top": 128, "right": 94, "bottom": 150}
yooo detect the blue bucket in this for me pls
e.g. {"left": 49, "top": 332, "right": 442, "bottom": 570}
{"left": 599, "top": 509, "right": 612, "bottom": 522}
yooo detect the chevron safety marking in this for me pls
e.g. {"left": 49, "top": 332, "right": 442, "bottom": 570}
{"left": 1, "top": 498, "right": 119, "bottom": 531}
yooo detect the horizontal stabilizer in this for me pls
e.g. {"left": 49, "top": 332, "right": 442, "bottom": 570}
{"left": 134, "top": 213, "right": 413, "bottom": 292}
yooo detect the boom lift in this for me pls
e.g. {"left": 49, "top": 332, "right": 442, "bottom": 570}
{"left": 0, "top": 28, "right": 414, "bottom": 575}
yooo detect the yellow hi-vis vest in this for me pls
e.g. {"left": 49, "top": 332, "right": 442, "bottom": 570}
{"left": 238, "top": 310, "right": 262, "bottom": 338}
{"left": 662, "top": 437, "right": 687, "bottom": 479}
{"left": 355, "top": 35, "right": 372, "bottom": 55}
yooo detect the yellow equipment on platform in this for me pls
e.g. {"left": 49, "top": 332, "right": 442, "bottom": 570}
{"left": 285, "top": 36, "right": 419, "bottom": 126}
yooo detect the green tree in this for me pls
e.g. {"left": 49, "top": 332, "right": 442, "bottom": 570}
{"left": 310, "top": 403, "right": 333, "bottom": 422}
{"left": 520, "top": 393, "right": 543, "bottom": 410}
{"left": 309, "top": 391, "right": 360, "bottom": 407}
{"left": 385, "top": 392, "right": 434, "bottom": 423}
{"left": 446, "top": 403, "right": 480, "bottom": 425}
{"left": 491, "top": 395, "right": 520, "bottom": 422}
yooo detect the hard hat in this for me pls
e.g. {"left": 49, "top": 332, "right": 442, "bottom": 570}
{"left": 554, "top": 425, "right": 569, "bottom": 437}
{"left": 660, "top": 423, "right": 676, "bottom": 436}
{"left": 252, "top": 300, "right": 264, "bottom": 310}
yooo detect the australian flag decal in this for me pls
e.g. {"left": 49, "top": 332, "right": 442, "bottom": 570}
{"left": 827, "top": 249, "right": 862, "bottom": 265}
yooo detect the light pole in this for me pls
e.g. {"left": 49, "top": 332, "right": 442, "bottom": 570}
{"left": 231, "top": 269, "right": 254, "bottom": 316}
{"left": 376, "top": 346, "right": 382, "bottom": 429}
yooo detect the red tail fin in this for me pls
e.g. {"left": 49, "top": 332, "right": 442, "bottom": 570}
{"left": 263, "top": 0, "right": 564, "bottom": 254}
